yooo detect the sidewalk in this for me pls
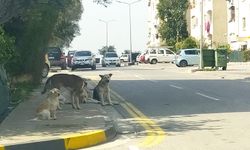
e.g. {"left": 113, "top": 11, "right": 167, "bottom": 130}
{"left": 0, "top": 82, "right": 116, "bottom": 150}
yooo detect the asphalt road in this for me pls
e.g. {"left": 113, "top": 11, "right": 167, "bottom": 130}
{"left": 63, "top": 63, "right": 250, "bottom": 150}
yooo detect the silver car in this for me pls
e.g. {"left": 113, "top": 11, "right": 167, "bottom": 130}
{"left": 102, "top": 52, "right": 121, "bottom": 67}
{"left": 71, "top": 50, "right": 96, "bottom": 70}
{"left": 175, "top": 49, "right": 200, "bottom": 67}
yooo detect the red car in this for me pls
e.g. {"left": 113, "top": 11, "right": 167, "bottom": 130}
{"left": 66, "top": 50, "right": 76, "bottom": 67}
{"left": 136, "top": 53, "right": 145, "bottom": 63}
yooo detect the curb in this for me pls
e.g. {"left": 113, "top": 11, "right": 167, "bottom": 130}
{"left": 0, "top": 125, "right": 116, "bottom": 150}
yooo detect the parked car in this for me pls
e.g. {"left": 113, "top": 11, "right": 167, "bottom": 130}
{"left": 71, "top": 50, "right": 96, "bottom": 71}
{"left": 102, "top": 52, "right": 120, "bottom": 67}
{"left": 129, "top": 52, "right": 141, "bottom": 64}
{"left": 119, "top": 54, "right": 129, "bottom": 62}
{"left": 46, "top": 47, "right": 67, "bottom": 70}
{"left": 175, "top": 48, "right": 200, "bottom": 67}
{"left": 42, "top": 53, "right": 50, "bottom": 78}
{"left": 136, "top": 53, "right": 145, "bottom": 63}
{"left": 66, "top": 50, "right": 76, "bottom": 67}
{"left": 144, "top": 48, "right": 176, "bottom": 64}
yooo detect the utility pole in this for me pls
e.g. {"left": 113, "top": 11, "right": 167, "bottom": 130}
{"left": 116, "top": 0, "right": 142, "bottom": 64}
{"left": 200, "top": 0, "right": 204, "bottom": 69}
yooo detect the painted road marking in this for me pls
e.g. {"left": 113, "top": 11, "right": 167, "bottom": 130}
{"left": 169, "top": 84, "right": 183, "bottom": 90}
{"left": 111, "top": 90, "right": 165, "bottom": 148}
{"left": 196, "top": 92, "right": 220, "bottom": 101}
{"left": 88, "top": 76, "right": 165, "bottom": 148}
{"left": 0, "top": 145, "right": 5, "bottom": 150}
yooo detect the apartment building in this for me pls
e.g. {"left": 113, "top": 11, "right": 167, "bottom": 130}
{"left": 147, "top": 0, "right": 161, "bottom": 48}
{"left": 227, "top": 0, "right": 250, "bottom": 50}
{"left": 189, "top": 0, "right": 228, "bottom": 48}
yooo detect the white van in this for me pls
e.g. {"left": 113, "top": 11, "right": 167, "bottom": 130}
{"left": 144, "top": 48, "right": 176, "bottom": 64}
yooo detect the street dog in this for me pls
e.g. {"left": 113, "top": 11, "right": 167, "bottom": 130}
{"left": 41, "top": 74, "right": 88, "bottom": 109}
{"left": 93, "top": 73, "right": 113, "bottom": 105}
{"left": 36, "top": 88, "right": 61, "bottom": 120}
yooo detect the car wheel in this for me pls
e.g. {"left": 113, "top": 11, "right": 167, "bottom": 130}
{"left": 176, "top": 64, "right": 180, "bottom": 67}
{"left": 42, "top": 64, "right": 49, "bottom": 78}
{"left": 150, "top": 59, "right": 157, "bottom": 64}
{"left": 222, "top": 66, "right": 227, "bottom": 70}
{"left": 102, "top": 64, "right": 106, "bottom": 67}
{"left": 116, "top": 64, "right": 121, "bottom": 67}
{"left": 180, "top": 60, "right": 188, "bottom": 67}
{"left": 91, "top": 65, "right": 96, "bottom": 70}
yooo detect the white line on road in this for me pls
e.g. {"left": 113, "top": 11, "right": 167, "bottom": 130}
{"left": 134, "top": 74, "right": 158, "bottom": 83}
{"left": 169, "top": 84, "right": 183, "bottom": 90}
{"left": 196, "top": 92, "right": 220, "bottom": 101}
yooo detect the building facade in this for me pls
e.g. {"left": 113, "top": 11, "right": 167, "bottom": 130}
{"left": 189, "top": 0, "right": 228, "bottom": 48}
{"left": 147, "top": 0, "right": 161, "bottom": 48}
{"left": 227, "top": 0, "right": 250, "bottom": 50}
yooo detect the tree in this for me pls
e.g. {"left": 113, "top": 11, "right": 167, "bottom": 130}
{"left": 175, "top": 37, "right": 198, "bottom": 50}
{"left": 3, "top": 0, "right": 83, "bottom": 84}
{"left": 98, "top": 45, "right": 116, "bottom": 55}
{"left": 157, "top": 0, "right": 189, "bottom": 47}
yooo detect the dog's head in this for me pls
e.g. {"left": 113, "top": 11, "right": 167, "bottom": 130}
{"left": 99, "top": 73, "right": 112, "bottom": 83}
{"left": 48, "top": 88, "right": 60, "bottom": 98}
{"left": 78, "top": 87, "right": 90, "bottom": 102}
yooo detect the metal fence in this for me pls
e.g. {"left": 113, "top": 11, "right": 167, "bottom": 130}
{"left": 228, "top": 51, "right": 245, "bottom": 62}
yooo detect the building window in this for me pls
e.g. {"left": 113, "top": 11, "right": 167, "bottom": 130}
{"left": 229, "top": 6, "right": 235, "bottom": 22}
{"left": 191, "top": 16, "right": 198, "bottom": 29}
{"left": 242, "top": 17, "right": 246, "bottom": 31}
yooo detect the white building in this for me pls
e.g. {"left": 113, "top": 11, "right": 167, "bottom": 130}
{"left": 227, "top": 0, "right": 250, "bottom": 50}
{"left": 147, "top": 0, "right": 161, "bottom": 48}
{"left": 189, "top": 0, "right": 228, "bottom": 48}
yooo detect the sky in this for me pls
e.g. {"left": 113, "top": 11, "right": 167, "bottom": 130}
{"left": 70, "top": 0, "right": 148, "bottom": 55}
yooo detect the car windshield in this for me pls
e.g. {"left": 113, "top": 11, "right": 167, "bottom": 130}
{"left": 75, "top": 51, "right": 91, "bottom": 56}
{"left": 105, "top": 53, "right": 118, "bottom": 57}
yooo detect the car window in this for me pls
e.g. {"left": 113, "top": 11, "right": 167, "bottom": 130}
{"left": 75, "top": 51, "right": 91, "bottom": 56}
{"left": 166, "top": 50, "right": 174, "bottom": 54}
{"left": 47, "top": 47, "right": 62, "bottom": 60}
{"left": 185, "top": 50, "right": 196, "bottom": 55}
{"left": 150, "top": 49, "right": 156, "bottom": 54}
{"left": 158, "top": 50, "right": 164, "bottom": 54}
{"left": 105, "top": 53, "right": 118, "bottom": 57}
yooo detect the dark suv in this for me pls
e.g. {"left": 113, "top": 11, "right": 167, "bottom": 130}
{"left": 46, "top": 47, "right": 67, "bottom": 70}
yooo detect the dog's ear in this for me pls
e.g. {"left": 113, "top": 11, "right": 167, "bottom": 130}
{"left": 109, "top": 73, "right": 112, "bottom": 77}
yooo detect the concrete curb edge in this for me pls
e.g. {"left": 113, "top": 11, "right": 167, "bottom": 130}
{"left": 0, "top": 124, "right": 117, "bottom": 150}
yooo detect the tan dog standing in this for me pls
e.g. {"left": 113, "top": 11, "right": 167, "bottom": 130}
{"left": 93, "top": 73, "right": 113, "bottom": 106}
{"left": 36, "top": 88, "right": 61, "bottom": 120}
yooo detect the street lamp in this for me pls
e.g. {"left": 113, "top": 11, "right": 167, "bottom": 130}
{"left": 99, "top": 19, "right": 115, "bottom": 49}
{"left": 116, "top": 0, "right": 142, "bottom": 64}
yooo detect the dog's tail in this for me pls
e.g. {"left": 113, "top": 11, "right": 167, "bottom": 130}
{"left": 41, "top": 77, "right": 51, "bottom": 94}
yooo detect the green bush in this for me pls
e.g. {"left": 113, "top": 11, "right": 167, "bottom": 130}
{"left": 0, "top": 26, "right": 15, "bottom": 64}
{"left": 175, "top": 37, "right": 198, "bottom": 50}
{"left": 243, "top": 50, "right": 250, "bottom": 62}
